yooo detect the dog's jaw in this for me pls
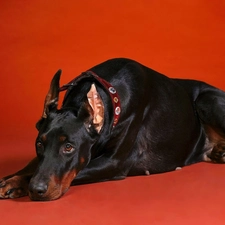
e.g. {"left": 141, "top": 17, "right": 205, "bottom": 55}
{"left": 29, "top": 169, "right": 77, "bottom": 201}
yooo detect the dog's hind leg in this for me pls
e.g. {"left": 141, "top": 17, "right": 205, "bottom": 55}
{"left": 0, "top": 157, "right": 39, "bottom": 199}
{"left": 196, "top": 89, "right": 225, "bottom": 163}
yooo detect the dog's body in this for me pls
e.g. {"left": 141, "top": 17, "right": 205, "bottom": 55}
{"left": 1, "top": 58, "right": 225, "bottom": 201}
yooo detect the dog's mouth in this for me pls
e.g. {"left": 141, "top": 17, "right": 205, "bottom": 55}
{"left": 29, "top": 170, "right": 76, "bottom": 201}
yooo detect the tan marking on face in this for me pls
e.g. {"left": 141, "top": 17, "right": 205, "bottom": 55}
{"left": 59, "top": 136, "right": 66, "bottom": 142}
{"left": 41, "top": 135, "right": 47, "bottom": 142}
{"left": 37, "top": 170, "right": 77, "bottom": 201}
{"left": 80, "top": 157, "right": 85, "bottom": 164}
{"left": 61, "top": 169, "right": 77, "bottom": 194}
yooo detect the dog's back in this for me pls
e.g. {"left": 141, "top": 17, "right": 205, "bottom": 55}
{"left": 87, "top": 58, "right": 225, "bottom": 174}
{"left": 89, "top": 59, "right": 204, "bottom": 174}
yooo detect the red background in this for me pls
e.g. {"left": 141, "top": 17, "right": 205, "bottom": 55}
{"left": 0, "top": 1, "right": 225, "bottom": 224}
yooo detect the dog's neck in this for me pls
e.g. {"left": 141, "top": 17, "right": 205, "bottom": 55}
{"left": 59, "top": 71, "right": 121, "bottom": 128}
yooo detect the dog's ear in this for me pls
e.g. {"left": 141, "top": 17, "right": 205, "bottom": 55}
{"left": 87, "top": 84, "right": 104, "bottom": 133}
{"left": 36, "top": 118, "right": 45, "bottom": 131}
{"left": 42, "top": 70, "right": 62, "bottom": 118}
{"left": 78, "top": 84, "right": 104, "bottom": 133}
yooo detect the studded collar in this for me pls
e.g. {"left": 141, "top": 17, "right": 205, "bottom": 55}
{"left": 59, "top": 71, "right": 121, "bottom": 128}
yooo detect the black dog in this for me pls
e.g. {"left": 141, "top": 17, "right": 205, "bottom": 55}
{"left": 1, "top": 58, "right": 225, "bottom": 201}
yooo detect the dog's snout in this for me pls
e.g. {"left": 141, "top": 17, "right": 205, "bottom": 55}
{"left": 29, "top": 181, "right": 48, "bottom": 199}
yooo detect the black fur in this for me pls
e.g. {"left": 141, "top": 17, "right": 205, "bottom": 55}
{"left": 1, "top": 58, "right": 225, "bottom": 201}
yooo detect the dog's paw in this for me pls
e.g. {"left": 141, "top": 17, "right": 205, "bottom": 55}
{"left": 0, "top": 175, "right": 29, "bottom": 199}
{"left": 208, "top": 145, "right": 225, "bottom": 163}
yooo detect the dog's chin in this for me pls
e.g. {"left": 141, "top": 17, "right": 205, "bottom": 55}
{"left": 29, "top": 186, "right": 70, "bottom": 201}
{"left": 29, "top": 169, "right": 77, "bottom": 201}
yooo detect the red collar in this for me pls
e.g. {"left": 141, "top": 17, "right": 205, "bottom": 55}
{"left": 60, "top": 71, "right": 121, "bottom": 128}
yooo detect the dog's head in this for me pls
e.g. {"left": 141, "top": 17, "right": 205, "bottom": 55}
{"left": 29, "top": 70, "right": 105, "bottom": 201}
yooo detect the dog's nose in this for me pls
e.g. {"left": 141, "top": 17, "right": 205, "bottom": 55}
{"left": 29, "top": 182, "right": 48, "bottom": 198}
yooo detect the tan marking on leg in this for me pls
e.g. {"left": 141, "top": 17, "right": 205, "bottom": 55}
{"left": 203, "top": 150, "right": 213, "bottom": 162}
{"left": 203, "top": 124, "right": 225, "bottom": 163}
{"left": 0, "top": 175, "right": 29, "bottom": 199}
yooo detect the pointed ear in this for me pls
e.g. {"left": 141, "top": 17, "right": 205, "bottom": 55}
{"left": 42, "top": 69, "right": 62, "bottom": 118}
{"left": 85, "top": 84, "right": 104, "bottom": 133}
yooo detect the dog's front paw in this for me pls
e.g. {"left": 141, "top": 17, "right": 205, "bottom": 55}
{"left": 0, "top": 175, "right": 29, "bottom": 199}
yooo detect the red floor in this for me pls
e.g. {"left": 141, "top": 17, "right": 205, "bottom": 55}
{"left": 1, "top": 0, "right": 225, "bottom": 224}
{"left": 1, "top": 144, "right": 225, "bottom": 225}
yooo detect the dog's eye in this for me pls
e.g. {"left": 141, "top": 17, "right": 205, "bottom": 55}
{"left": 36, "top": 141, "right": 44, "bottom": 156}
{"left": 63, "top": 143, "right": 75, "bottom": 154}
{"left": 36, "top": 141, "right": 43, "bottom": 148}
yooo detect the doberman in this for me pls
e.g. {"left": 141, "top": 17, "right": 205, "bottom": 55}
{"left": 1, "top": 58, "right": 225, "bottom": 201}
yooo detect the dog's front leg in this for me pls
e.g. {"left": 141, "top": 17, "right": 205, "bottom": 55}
{"left": 71, "top": 155, "right": 127, "bottom": 185}
{"left": 0, "top": 157, "right": 39, "bottom": 199}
